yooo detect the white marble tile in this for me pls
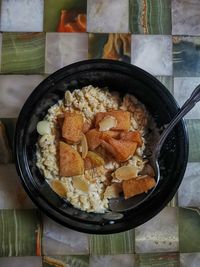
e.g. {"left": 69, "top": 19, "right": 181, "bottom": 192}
{"left": 131, "top": 35, "right": 172, "bottom": 76}
{"left": 180, "top": 253, "right": 200, "bottom": 267}
{"left": 172, "top": 0, "right": 200, "bottom": 35}
{"left": 87, "top": 0, "right": 129, "bottom": 33}
{"left": 0, "top": 164, "right": 35, "bottom": 209}
{"left": 135, "top": 207, "right": 178, "bottom": 253}
{"left": 0, "top": 75, "right": 44, "bottom": 117}
{"left": 0, "top": 0, "right": 44, "bottom": 32}
{"left": 174, "top": 77, "right": 200, "bottom": 119}
{"left": 42, "top": 215, "right": 89, "bottom": 255}
{"left": 178, "top": 163, "right": 200, "bottom": 207}
{"left": 0, "top": 33, "right": 2, "bottom": 72}
{"left": 89, "top": 255, "right": 135, "bottom": 267}
{"left": 45, "top": 33, "right": 88, "bottom": 74}
{"left": 0, "top": 257, "right": 42, "bottom": 267}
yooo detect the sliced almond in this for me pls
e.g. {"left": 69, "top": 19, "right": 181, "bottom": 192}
{"left": 37, "top": 120, "right": 51, "bottom": 135}
{"left": 114, "top": 165, "right": 138, "bottom": 181}
{"left": 84, "top": 151, "right": 105, "bottom": 170}
{"left": 73, "top": 175, "right": 90, "bottom": 193}
{"left": 99, "top": 115, "right": 117, "bottom": 131}
{"left": 104, "top": 183, "right": 122, "bottom": 199}
{"left": 51, "top": 180, "right": 67, "bottom": 197}
{"left": 80, "top": 133, "right": 88, "bottom": 159}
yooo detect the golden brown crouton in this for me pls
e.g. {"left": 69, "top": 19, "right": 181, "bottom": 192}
{"left": 95, "top": 110, "right": 131, "bottom": 131}
{"left": 62, "top": 112, "right": 83, "bottom": 143}
{"left": 120, "top": 131, "right": 143, "bottom": 147}
{"left": 59, "top": 141, "right": 84, "bottom": 177}
{"left": 101, "top": 136, "right": 137, "bottom": 162}
{"left": 122, "top": 176, "right": 156, "bottom": 199}
{"left": 85, "top": 129, "right": 119, "bottom": 150}
{"left": 82, "top": 120, "right": 92, "bottom": 134}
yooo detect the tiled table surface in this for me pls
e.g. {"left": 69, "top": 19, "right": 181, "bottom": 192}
{"left": 0, "top": 0, "right": 200, "bottom": 266}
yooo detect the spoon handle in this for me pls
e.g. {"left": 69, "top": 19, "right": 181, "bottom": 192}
{"left": 155, "top": 84, "right": 200, "bottom": 157}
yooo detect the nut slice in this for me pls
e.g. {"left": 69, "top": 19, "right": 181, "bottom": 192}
{"left": 114, "top": 165, "right": 138, "bottom": 181}
{"left": 84, "top": 151, "right": 105, "bottom": 170}
{"left": 104, "top": 183, "right": 122, "bottom": 199}
{"left": 37, "top": 120, "right": 51, "bottom": 135}
{"left": 51, "top": 180, "right": 67, "bottom": 197}
{"left": 99, "top": 115, "right": 117, "bottom": 131}
{"left": 73, "top": 175, "right": 90, "bottom": 193}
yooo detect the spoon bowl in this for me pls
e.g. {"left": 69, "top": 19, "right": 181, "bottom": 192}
{"left": 109, "top": 84, "right": 200, "bottom": 212}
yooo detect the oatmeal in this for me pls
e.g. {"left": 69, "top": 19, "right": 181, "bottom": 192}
{"left": 36, "top": 85, "right": 156, "bottom": 213}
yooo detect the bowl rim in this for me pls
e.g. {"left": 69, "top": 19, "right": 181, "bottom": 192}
{"left": 14, "top": 59, "right": 189, "bottom": 234}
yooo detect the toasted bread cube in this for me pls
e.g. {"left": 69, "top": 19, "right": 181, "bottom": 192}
{"left": 120, "top": 131, "right": 143, "bottom": 147}
{"left": 95, "top": 110, "right": 131, "bottom": 131}
{"left": 82, "top": 120, "right": 92, "bottom": 134}
{"left": 86, "top": 129, "right": 120, "bottom": 150}
{"left": 122, "top": 176, "right": 156, "bottom": 199}
{"left": 85, "top": 129, "right": 101, "bottom": 150}
{"left": 62, "top": 112, "right": 83, "bottom": 143}
{"left": 101, "top": 136, "right": 137, "bottom": 162}
{"left": 59, "top": 141, "right": 84, "bottom": 177}
{"left": 57, "top": 114, "right": 64, "bottom": 129}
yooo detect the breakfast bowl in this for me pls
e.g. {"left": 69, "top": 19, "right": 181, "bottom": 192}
{"left": 14, "top": 59, "right": 188, "bottom": 234}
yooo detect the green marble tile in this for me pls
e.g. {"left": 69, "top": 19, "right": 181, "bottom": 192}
{"left": 0, "top": 118, "right": 16, "bottom": 157}
{"left": 135, "top": 252, "right": 179, "bottom": 267}
{"left": 156, "top": 76, "right": 173, "bottom": 94}
{"left": 0, "top": 0, "right": 1, "bottom": 30}
{"left": 129, "top": 0, "right": 171, "bottom": 34}
{"left": 179, "top": 207, "right": 200, "bottom": 253}
{"left": 0, "top": 118, "right": 16, "bottom": 164}
{"left": 0, "top": 210, "right": 42, "bottom": 256}
{"left": 1, "top": 33, "right": 45, "bottom": 74}
{"left": 42, "top": 255, "right": 89, "bottom": 267}
{"left": 167, "top": 194, "right": 178, "bottom": 207}
{"left": 89, "top": 255, "right": 135, "bottom": 267}
{"left": 44, "top": 0, "right": 87, "bottom": 32}
{"left": 0, "top": 257, "right": 43, "bottom": 267}
{"left": 173, "top": 36, "right": 200, "bottom": 77}
{"left": 88, "top": 33, "right": 131, "bottom": 63}
{"left": 185, "top": 119, "right": 200, "bottom": 162}
{"left": 0, "top": 33, "right": 2, "bottom": 71}
{"left": 89, "top": 230, "right": 134, "bottom": 255}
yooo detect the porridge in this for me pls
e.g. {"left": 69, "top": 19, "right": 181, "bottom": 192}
{"left": 36, "top": 85, "right": 156, "bottom": 213}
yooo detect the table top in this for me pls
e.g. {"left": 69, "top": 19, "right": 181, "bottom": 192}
{"left": 0, "top": 0, "right": 200, "bottom": 266}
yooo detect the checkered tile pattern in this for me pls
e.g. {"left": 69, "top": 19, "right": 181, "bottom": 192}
{"left": 0, "top": 0, "right": 199, "bottom": 266}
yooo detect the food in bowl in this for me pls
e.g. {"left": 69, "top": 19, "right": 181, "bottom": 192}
{"left": 36, "top": 85, "right": 156, "bottom": 213}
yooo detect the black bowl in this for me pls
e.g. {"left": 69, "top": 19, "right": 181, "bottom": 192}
{"left": 14, "top": 59, "right": 188, "bottom": 234}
